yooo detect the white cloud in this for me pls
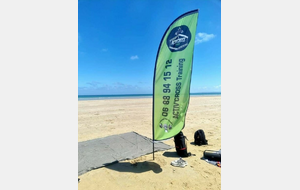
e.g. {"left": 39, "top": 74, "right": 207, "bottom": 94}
{"left": 86, "top": 81, "right": 102, "bottom": 88}
{"left": 130, "top": 55, "right": 139, "bottom": 60}
{"left": 195, "top": 32, "right": 215, "bottom": 44}
{"left": 101, "top": 48, "right": 108, "bottom": 52}
{"left": 79, "top": 81, "right": 153, "bottom": 95}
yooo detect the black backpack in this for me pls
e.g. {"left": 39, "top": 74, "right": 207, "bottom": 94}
{"left": 174, "top": 131, "right": 191, "bottom": 157}
{"left": 194, "top": 129, "right": 208, "bottom": 146}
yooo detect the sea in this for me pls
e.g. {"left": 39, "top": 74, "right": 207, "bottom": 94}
{"left": 78, "top": 92, "right": 221, "bottom": 101}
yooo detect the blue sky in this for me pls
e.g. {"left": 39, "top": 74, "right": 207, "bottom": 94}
{"left": 78, "top": 0, "right": 221, "bottom": 95}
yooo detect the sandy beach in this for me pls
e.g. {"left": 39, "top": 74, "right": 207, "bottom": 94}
{"left": 78, "top": 96, "right": 221, "bottom": 190}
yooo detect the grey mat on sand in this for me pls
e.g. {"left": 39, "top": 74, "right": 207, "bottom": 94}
{"left": 78, "top": 131, "right": 173, "bottom": 176}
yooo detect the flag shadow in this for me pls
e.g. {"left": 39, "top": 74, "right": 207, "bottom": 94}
{"left": 105, "top": 161, "right": 162, "bottom": 174}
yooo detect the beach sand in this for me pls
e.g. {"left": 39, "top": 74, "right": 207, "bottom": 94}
{"left": 78, "top": 96, "right": 221, "bottom": 190}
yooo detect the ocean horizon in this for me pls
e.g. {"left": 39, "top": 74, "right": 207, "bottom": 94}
{"left": 78, "top": 92, "right": 221, "bottom": 101}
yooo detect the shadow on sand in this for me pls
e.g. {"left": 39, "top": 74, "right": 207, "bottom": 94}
{"left": 162, "top": 151, "right": 179, "bottom": 158}
{"left": 105, "top": 161, "right": 162, "bottom": 174}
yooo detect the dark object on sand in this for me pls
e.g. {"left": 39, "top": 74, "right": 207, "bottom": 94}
{"left": 194, "top": 129, "right": 208, "bottom": 146}
{"left": 203, "top": 149, "right": 221, "bottom": 161}
{"left": 174, "top": 131, "right": 191, "bottom": 157}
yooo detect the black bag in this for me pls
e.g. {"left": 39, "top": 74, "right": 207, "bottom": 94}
{"left": 174, "top": 131, "right": 191, "bottom": 157}
{"left": 203, "top": 150, "right": 221, "bottom": 161}
{"left": 194, "top": 129, "right": 208, "bottom": 146}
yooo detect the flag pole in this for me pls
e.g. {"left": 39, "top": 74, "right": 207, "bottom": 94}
{"left": 152, "top": 138, "right": 154, "bottom": 160}
{"left": 152, "top": 93, "right": 155, "bottom": 160}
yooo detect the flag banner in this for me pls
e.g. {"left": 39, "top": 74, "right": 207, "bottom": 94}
{"left": 153, "top": 10, "right": 199, "bottom": 141}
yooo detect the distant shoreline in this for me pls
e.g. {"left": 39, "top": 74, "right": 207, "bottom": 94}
{"left": 78, "top": 92, "right": 221, "bottom": 101}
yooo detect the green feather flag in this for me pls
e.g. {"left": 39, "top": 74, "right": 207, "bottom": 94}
{"left": 153, "top": 10, "right": 199, "bottom": 141}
